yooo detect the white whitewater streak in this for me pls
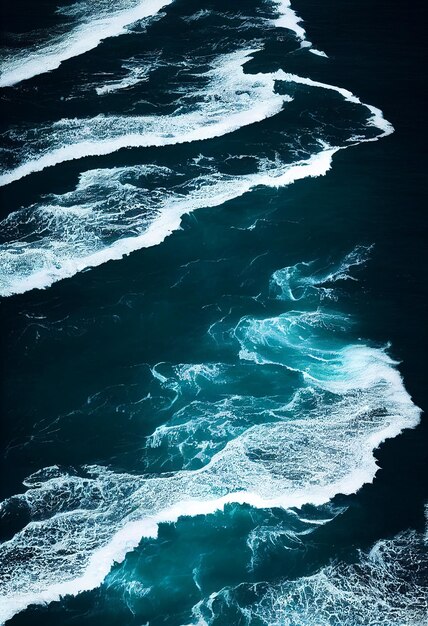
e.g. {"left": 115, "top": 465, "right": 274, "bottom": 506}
{"left": 95, "top": 61, "right": 153, "bottom": 95}
{"left": 309, "top": 49, "right": 328, "bottom": 58}
{"left": 0, "top": 59, "right": 393, "bottom": 188}
{"left": 276, "top": 70, "right": 395, "bottom": 140}
{"left": 0, "top": 0, "right": 173, "bottom": 88}
{"left": 271, "top": 0, "right": 306, "bottom": 41}
{"left": 0, "top": 49, "right": 290, "bottom": 187}
{"left": 271, "top": 1, "right": 328, "bottom": 58}
{"left": 0, "top": 150, "right": 335, "bottom": 297}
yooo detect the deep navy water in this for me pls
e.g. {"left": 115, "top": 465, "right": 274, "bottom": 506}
{"left": 0, "top": 1, "right": 427, "bottom": 624}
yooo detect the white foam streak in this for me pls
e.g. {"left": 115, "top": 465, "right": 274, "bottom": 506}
{"left": 276, "top": 70, "right": 394, "bottom": 139}
{"left": 95, "top": 62, "right": 153, "bottom": 95}
{"left": 0, "top": 105, "right": 280, "bottom": 187}
{"left": 0, "top": 0, "right": 173, "bottom": 88}
{"left": 309, "top": 49, "right": 328, "bottom": 58}
{"left": 271, "top": 1, "right": 306, "bottom": 41}
{"left": 271, "top": 1, "right": 328, "bottom": 58}
{"left": 0, "top": 150, "right": 333, "bottom": 297}
{"left": 0, "top": 50, "right": 289, "bottom": 187}
{"left": 187, "top": 528, "right": 428, "bottom": 625}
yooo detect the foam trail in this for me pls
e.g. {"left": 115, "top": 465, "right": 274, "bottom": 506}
{"left": 0, "top": 149, "right": 336, "bottom": 297}
{"left": 309, "top": 49, "right": 328, "bottom": 58}
{"left": 271, "top": 1, "right": 328, "bottom": 57}
{"left": 0, "top": 50, "right": 394, "bottom": 188}
{"left": 271, "top": 0, "right": 306, "bottom": 41}
{"left": 0, "top": 0, "right": 173, "bottom": 88}
{"left": 276, "top": 71, "right": 395, "bottom": 139}
{"left": 0, "top": 50, "right": 291, "bottom": 187}
{"left": 95, "top": 60, "right": 153, "bottom": 95}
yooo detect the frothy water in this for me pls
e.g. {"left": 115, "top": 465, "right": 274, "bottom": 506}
{"left": 0, "top": 49, "right": 292, "bottom": 186}
{"left": 270, "top": 245, "right": 373, "bottom": 302}
{"left": 0, "top": 1, "right": 422, "bottom": 624}
{"left": 0, "top": 256, "right": 421, "bottom": 622}
{"left": 0, "top": 64, "right": 391, "bottom": 296}
{"left": 0, "top": 0, "right": 392, "bottom": 297}
{"left": 187, "top": 527, "right": 428, "bottom": 625}
{"left": 0, "top": 0, "right": 173, "bottom": 87}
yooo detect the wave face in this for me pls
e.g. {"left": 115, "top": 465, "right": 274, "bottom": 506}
{"left": 0, "top": 251, "right": 421, "bottom": 622}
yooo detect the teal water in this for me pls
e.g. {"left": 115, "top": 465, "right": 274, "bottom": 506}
{"left": 0, "top": 1, "right": 427, "bottom": 624}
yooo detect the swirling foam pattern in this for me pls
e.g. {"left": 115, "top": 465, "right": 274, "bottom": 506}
{"left": 0, "top": 255, "right": 421, "bottom": 622}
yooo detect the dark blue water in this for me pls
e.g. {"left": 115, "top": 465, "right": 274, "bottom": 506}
{"left": 1, "top": 1, "right": 427, "bottom": 624}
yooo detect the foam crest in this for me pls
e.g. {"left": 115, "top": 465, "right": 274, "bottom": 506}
{"left": 234, "top": 308, "right": 412, "bottom": 399}
{"left": 275, "top": 70, "right": 394, "bottom": 140}
{"left": 0, "top": 149, "right": 337, "bottom": 297}
{"left": 271, "top": 0, "right": 306, "bottom": 41}
{"left": 234, "top": 309, "right": 351, "bottom": 371}
{"left": 95, "top": 60, "right": 154, "bottom": 95}
{"left": 0, "top": 0, "right": 173, "bottom": 87}
{"left": 271, "top": 1, "right": 328, "bottom": 57}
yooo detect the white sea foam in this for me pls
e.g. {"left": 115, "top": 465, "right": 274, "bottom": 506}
{"left": 95, "top": 61, "right": 153, "bottom": 95}
{"left": 187, "top": 527, "right": 428, "bottom": 625}
{"left": 0, "top": 148, "right": 336, "bottom": 297}
{"left": 0, "top": 49, "right": 291, "bottom": 187}
{"left": 270, "top": 0, "right": 306, "bottom": 41}
{"left": 0, "top": 48, "right": 393, "bottom": 188}
{"left": 0, "top": 48, "right": 395, "bottom": 297}
{"left": 0, "top": 0, "right": 173, "bottom": 88}
{"left": 309, "top": 48, "right": 328, "bottom": 58}
{"left": 271, "top": 1, "right": 328, "bottom": 58}
{"left": 275, "top": 70, "right": 395, "bottom": 140}
{"left": 0, "top": 5, "right": 394, "bottom": 299}
{"left": 233, "top": 309, "right": 418, "bottom": 403}
{"left": 147, "top": 395, "right": 283, "bottom": 469}
{"left": 0, "top": 304, "right": 420, "bottom": 622}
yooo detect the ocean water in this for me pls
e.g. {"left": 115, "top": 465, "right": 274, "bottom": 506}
{"left": 0, "top": 1, "right": 427, "bottom": 624}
